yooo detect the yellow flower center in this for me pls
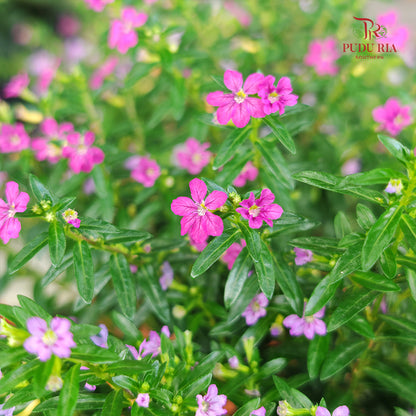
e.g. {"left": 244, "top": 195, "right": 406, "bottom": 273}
{"left": 42, "top": 329, "right": 57, "bottom": 346}
{"left": 249, "top": 205, "right": 260, "bottom": 217}
{"left": 234, "top": 89, "right": 247, "bottom": 104}
{"left": 268, "top": 91, "right": 279, "bottom": 103}
{"left": 197, "top": 202, "right": 208, "bottom": 216}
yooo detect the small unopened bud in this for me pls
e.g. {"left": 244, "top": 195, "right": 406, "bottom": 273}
{"left": 174, "top": 396, "right": 183, "bottom": 405}
{"left": 228, "top": 192, "right": 241, "bottom": 206}
{"left": 165, "top": 176, "right": 174, "bottom": 188}
{"left": 172, "top": 305, "right": 186, "bottom": 319}
{"left": 62, "top": 208, "right": 80, "bottom": 228}
{"left": 171, "top": 404, "right": 179, "bottom": 413}
{"left": 219, "top": 204, "right": 229, "bottom": 213}
{"left": 0, "top": 319, "right": 28, "bottom": 347}
{"left": 45, "top": 212, "right": 55, "bottom": 223}
{"left": 141, "top": 382, "right": 150, "bottom": 392}
{"left": 40, "top": 200, "right": 52, "bottom": 210}
{"left": 46, "top": 375, "right": 63, "bottom": 392}
{"left": 31, "top": 204, "right": 42, "bottom": 215}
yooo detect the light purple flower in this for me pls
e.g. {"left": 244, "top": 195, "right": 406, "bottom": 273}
{"left": 196, "top": 384, "right": 227, "bottom": 416}
{"left": 373, "top": 97, "right": 412, "bottom": 136}
{"left": 377, "top": 11, "right": 409, "bottom": 52}
{"left": 257, "top": 75, "right": 298, "bottom": 115}
{"left": 283, "top": 306, "right": 327, "bottom": 340}
{"left": 206, "top": 70, "right": 265, "bottom": 128}
{"left": 0, "top": 404, "right": 15, "bottom": 416}
{"left": 141, "top": 331, "right": 161, "bottom": 358}
{"left": 270, "top": 322, "right": 282, "bottom": 337}
{"left": 3, "top": 73, "right": 30, "bottom": 99}
{"left": 24, "top": 317, "right": 76, "bottom": 361}
{"left": 0, "top": 123, "right": 30, "bottom": 153}
{"left": 135, "top": 393, "right": 150, "bottom": 408}
{"left": 222, "top": 239, "right": 246, "bottom": 270}
{"left": 236, "top": 189, "right": 283, "bottom": 229}
{"left": 233, "top": 161, "right": 258, "bottom": 187}
{"left": 294, "top": 247, "right": 313, "bottom": 266}
{"left": 159, "top": 261, "right": 173, "bottom": 290}
{"left": 228, "top": 356, "right": 239, "bottom": 369}
{"left": 384, "top": 179, "right": 403, "bottom": 195}
{"left": 316, "top": 405, "right": 350, "bottom": 416}
{"left": 174, "top": 138, "right": 212, "bottom": 175}
{"left": 341, "top": 158, "right": 361, "bottom": 176}
{"left": 250, "top": 407, "right": 266, "bottom": 416}
{"left": 90, "top": 324, "right": 109, "bottom": 349}
{"left": 84, "top": 382, "right": 96, "bottom": 391}
{"left": 241, "top": 293, "right": 269, "bottom": 326}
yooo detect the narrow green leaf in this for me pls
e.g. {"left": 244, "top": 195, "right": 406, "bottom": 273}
{"left": 400, "top": 214, "right": 416, "bottom": 249}
{"left": 191, "top": 229, "right": 240, "bottom": 278}
{"left": 29, "top": 174, "right": 55, "bottom": 203}
{"left": 101, "top": 390, "right": 124, "bottom": 416}
{"left": 350, "top": 271, "right": 400, "bottom": 292}
{"left": 379, "top": 315, "right": 416, "bottom": 335}
{"left": 111, "top": 311, "right": 140, "bottom": 340}
{"left": 110, "top": 254, "right": 136, "bottom": 317}
{"left": 70, "top": 347, "right": 119, "bottom": 364}
{"left": 105, "top": 230, "right": 152, "bottom": 244}
{"left": 215, "top": 151, "right": 253, "bottom": 186}
{"left": 346, "top": 315, "right": 375, "bottom": 338}
{"left": 73, "top": 240, "right": 94, "bottom": 303}
{"left": 49, "top": 221, "right": 66, "bottom": 267}
{"left": 289, "top": 236, "right": 342, "bottom": 255}
{"left": 272, "top": 376, "right": 312, "bottom": 408}
{"left": 340, "top": 168, "right": 406, "bottom": 186}
{"left": 334, "top": 212, "right": 352, "bottom": 239}
{"left": 320, "top": 341, "right": 366, "bottom": 380}
{"left": 361, "top": 205, "right": 402, "bottom": 271}
{"left": 407, "top": 269, "right": 416, "bottom": 302}
{"left": 263, "top": 116, "right": 296, "bottom": 154}
{"left": 0, "top": 361, "right": 39, "bottom": 394}
{"left": 111, "top": 375, "right": 140, "bottom": 392}
{"left": 356, "top": 203, "right": 376, "bottom": 231}
{"left": 41, "top": 255, "right": 73, "bottom": 287}
{"left": 268, "top": 211, "right": 319, "bottom": 237}
{"left": 124, "top": 63, "right": 156, "bottom": 89}
{"left": 9, "top": 232, "right": 48, "bottom": 275}
{"left": 257, "top": 358, "right": 287, "bottom": 378}
{"left": 232, "top": 399, "right": 261, "bottom": 416}
{"left": 33, "top": 358, "right": 55, "bottom": 396}
{"left": 293, "top": 170, "right": 340, "bottom": 190}
{"left": 379, "top": 246, "right": 397, "bottom": 279}
{"left": 18, "top": 295, "right": 51, "bottom": 321}
{"left": 378, "top": 134, "right": 411, "bottom": 164}
{"left": 35, "top": 394, "right": 107, "bottom": 413}
{"left": 213, "top": 127, "right": 251, "bottom": 169}
{"left": 57, "top": 364, "right": 80, "bottom": 416}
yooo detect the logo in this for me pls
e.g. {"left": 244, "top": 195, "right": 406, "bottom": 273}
{"left": 353, "top": 17, "right": 387, "bottom": 40}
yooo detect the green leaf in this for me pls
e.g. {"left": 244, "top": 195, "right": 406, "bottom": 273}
{"left": 407, "top": 268, "right": 416, "bottom": 303}
{"left": 215, "top": 150, "right": 253, "bottom": 186}
{"left": 104, "top": 230, "right": 152, "bottom": 244}
{"left": 350, "top": 271, "right": 400, "bottom": 291}
{"left": 73, "top": 240, "right": 94, "bottom": 303}
{"left": 238, "top": 222, "right": 275, "bottom": 298}
{"left": 361, "top": 205, "right": 402, "bottom": 271}
{"left": 346, "top": 315, "right": 375, "bottom": 338}
{"left": 111, "top": 311, "right": 140, "bottom": 340}
{"left": 327, "top": 287, "right": 378, "bottom": 332}
{"left": 307, "top": 335, "right": 330, "bottom": 379}
{"left": 320, "top": 341, "right": 366, "bottom": 380}
{"left": 272, "top": 376, "right": 312, "bottom": 408}
{"left": 57, "top": 364, "right": 80, "bottom": 416}
{"left": 289, "top": 236, "right": 342, "bottom": 255}
{"left": 124, "top": 63, "right": 156, "bottom": 89}
{"left": 34, "top": 394, "right": 107, "bottom": 413}
{"left": 33, "top": 358, "right": 55, "bottom": 396}
{"left": 106, "top": 360, "right": 153, "bottom": 375}
{"left": 233, "top": 399, "right": 261, "bottom": 416}
{"left": 29, "top": 174, "right": 55, "bottom": 203}
{"left": 268, "top": 211, "right": 319, "bottom": 237}
{"left": 9, "top": 232, "right": 49, "bottom": 275}
{"left": 111, "top": 375, "right": 140, "bottom": 392}
{"left": 256, "top": 139, "right": 295, "bottom": 190}
{"left": 110, "top": 254, "right": 136, "bottom": 317}
{"left": 41, "top": 255, "right": 73, "bottom": 287}
{"left": 18, "top": 295, "right": 51, "bottom": 321}
{"left": 400, "top": 214, "right": 416, "bottom": 249}
{"left": 70, "top": 346, "right": 120, "bottom": 364}
{"left": 191, "top": 229, "right": 240, "bottom": 278}
{"left": 379, "top": 315, "right": 416, "bottom": 335}
{"left": 101, "top": 390, "right": 124, "bottom": 416}
{"left": 213, "top": 126, "right": 251, "bottom": 169}
{"left": 257, "top": 358, "right": 287, "bottom": 378}
{"left": 224, "top": 247, "right": 252, "bottom": 308}
{"left": 356, "top": 203, "right": 376, "bottom": 231}
{"left": 263, "top": 116, "right": 296, "bottom": 154}
{"left": 379, "top": 246, "right": 397, "bottom": 279}
{"left": 334, "top": 212, "right": 352, "bottom": 239}
{"left": 378, "top": 134, "right": 411, "bottom": 164}
{"left": 339, "top": 168, "right": 406, "bottom": 186}
{"left": 49, "top": 221, "right": 66, "bottom": 267}
{"left": 0, "top": 360, "right": 38, "bottom": 394}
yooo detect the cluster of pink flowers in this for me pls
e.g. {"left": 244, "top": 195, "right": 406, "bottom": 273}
{"left": 304, "top": 37, "right": 340, "bottom": 76}
{"left": 109, "top": 7, "right": 148, "bottom": 54}
{"left": 206, "top": 70, "right": 298, "bottom": 128}
{"left": 0, "top": 181, "right": 29, "bottom": 244}
{"left": 283, "top": 305, "right": 327, "bottom": 339}
{"left": 125, "top": 155, "right": 161, "bottom": 187}
{"left": 174, "top": 138, "right": 212, "bottom": 175}
{"left": 372, "top": 97, "right": 412, "bottom": 136}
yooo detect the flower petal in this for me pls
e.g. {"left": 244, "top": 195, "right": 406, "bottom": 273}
{"left": 204, "top": 190, "right": 228, "bottom": 210}
{"left": 206, "top": 91, "right": 234, "bottom": 106}
{"left": 243, "top": 72, "right": 265, "bottom": 94}
{"left": 189, "top": 178, "right": 207, "bottom": 204}
{"left": 224, "top": 70, "right": 243, "bottom": 92}
{"left": 202, "top": 212, "right": 224, "bottom": 237}
{"left": 171, "top": 197, "right": 197, "bottom": 216}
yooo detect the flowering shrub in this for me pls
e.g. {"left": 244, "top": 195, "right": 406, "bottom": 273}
{"left": 0, "top": 1, "right": 415, "bottom": 416}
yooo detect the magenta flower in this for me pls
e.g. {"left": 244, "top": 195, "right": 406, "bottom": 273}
{"left": 62, "top": 208, "right": 81, "bottom": 228}
{"left": 174, "top": 138, "right": 212, "bottom": 175}
{"left": 136, "top": 393, "right": 150, "bottom": 408}
{"left": 233, "top": 161, "right": 258, "bottom": 187}
{"left": 57, "top": 15, "right": 80, "bottom": 38}
{"left": 196, "top": 384, "right": 227, "bottom": 416}
{"left": 24, "top": 317, "right": 76, "bottom": 361}
{"left": 0, "top": 123, "right": 30, "bottom": 153}
{"left": 294, "top": 247, "right": 313, "bottom": 266}
{"left": 372, "top": 97, "right": 412, "bottom": 136}
{"left": 377, "top": 11, "right": 409, "bottom": 52}
{"left": 159, "top": 261, "right": 173, "bottom": 291}
{"left": 32, "top": 118, "right": 74, "bottom": 164}
{"left": 171, "top": 178, "right": 228, "bottom": 243}
{"left": 190, "top": 234, "right": 208, "bottom": 252}
{"left": 250, "top": 407, "right": 266, "bottom": 416}
{"left": 126, "top": 156, "right": 161, "bottom": 188}
{"left": 316, "top": 405, "right": 350, "bottom": 416}
{"left": 236, "top": 189, "right": 283, "bottom": 229}
{"left": 108, "top": 7, "right": 148, "bottom": 54}
{"left": 206, "top": 70, "right": 265, "bottom": 128}
{"left": 3, "top": 73, "right": 30, "bottom": 99}
{"left": 62, "top": 131, "right": 104, "bottom": 174}
{"left": 84, "top": 382, "right": 96, "bottom": 391}
{"left": 304, "top": 37, "right": 340, "bottom": 76}
{"left": 90, "top": 57, "right": 118, "bottom": 90}
{"left": 0, "top": 181, "right": 29, "bottom": 245}
{"left": 84, "top": 0, "right": 114, "bottom": 12}
{"left": 222, "top": 239, "right": 246, "bottom": 270}
{"left": 141, "top": 331, "right": 162, "bottom": 358}
{"left": 90, "top": 324, "right": 109, "bottom": 348}
{"left": 257, "top": 75, "right": 298, "bottom": 115}
{"left": 241, "top": 293, "right": 269, "bottom": 326}
{"left": 283, "top": 306, "right": 327, "bottom": 340}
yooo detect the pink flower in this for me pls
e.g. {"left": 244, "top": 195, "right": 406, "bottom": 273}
{"left": 372, "top": 97, "right": 412, "bottom": 136}
{"left": 206, "top": 70, "right": 265, "bottom": 128}
{"left": 270, "top": 322, "right": 282, "bottom": 337}
{"left": 174, "top": 138, "right": 212, "bottom": 175}
{"left": 236, "top": 189, "right": 283, "bottom": 229}
{"left": 294, "top": 247, "right": 313, "bottom": 266}
{"left": 84, "top": 0, "right": 114, "bottom": 12}
{"left": 228, "top": 356, "right": 239, "bottom": 369}
{"left": 0, "top": 181, "right": 29, "bottom": 244}
{"left": 250, "top": 407, "right": 266, "bottom": 416}
{"left": 24, "top": 317, "right": 76, "bottom": 361}
{"left": 241, "top": 293, "right": 269, "bottom": 326}
{"left": 90, "top": 57, "right": 119, "bottom": 90}
{"left": 171, "top": 178, "right": 228, "bottom": 243}
{"left": 224, "top": 1, "right": 252, "bottom": 27}
{"left": 304, "top": 37, "right": 340, "bottom": 76}
{"left": 136, "top": 393, "right": 150, "bottom": 408}
{"left": 196, "top": 384, "right": 227, "bottom": 416}
{"left": 316, "top": 405, "right": 350, "bottom": 416}
{"left": 62, "top": 208, "right": 81, "bottom": 228}
{"left": 159, "top": 261, "right": 173, "bottom": 290}
{"left": 108, "top": 8, "right": 148, "bottom": 54}
{"left": 233, "top": 161, "right": 258, "bottom": 187}
{"left": 90, "top": 324, "right": 108, "bottom": 348}
{"left": 341, "top": 158, "right": 361, "bottom": 176}
{"left": 57, "top": 15, "right": 80, "bottom": 37}
{"left": 283, "top": 306, "right": 327, "bottom": 340}
{"left": 3, "top": 73, "right": 30, "bottom": 99}
{"left": 257, "top": 75, "right": 298, "bottom": 115}
{"left": 377, "top": 11, "right": 409, "bottom": 52}
{"left": 134, "top": 326, "right": 169, "bottom": 359}
{"left": 0, "top": 123, "right": 30, "bottom": 153}
{"left": 190, "top": 234, "right": 208, "bottom": 251}
{"left": 84, "top": 383, "right": 96, "bottom": 391}
{"left": 222, "top": 239, "right": 246, "bottom": 270}
{"left": 62, "top": 131, "right": 104, "bottom": 173}
{"left": 32, "top": 118, "right": 74, "bottom": 164}
{"left": 126, "top": 156, "right": 161, "bottom": 187}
